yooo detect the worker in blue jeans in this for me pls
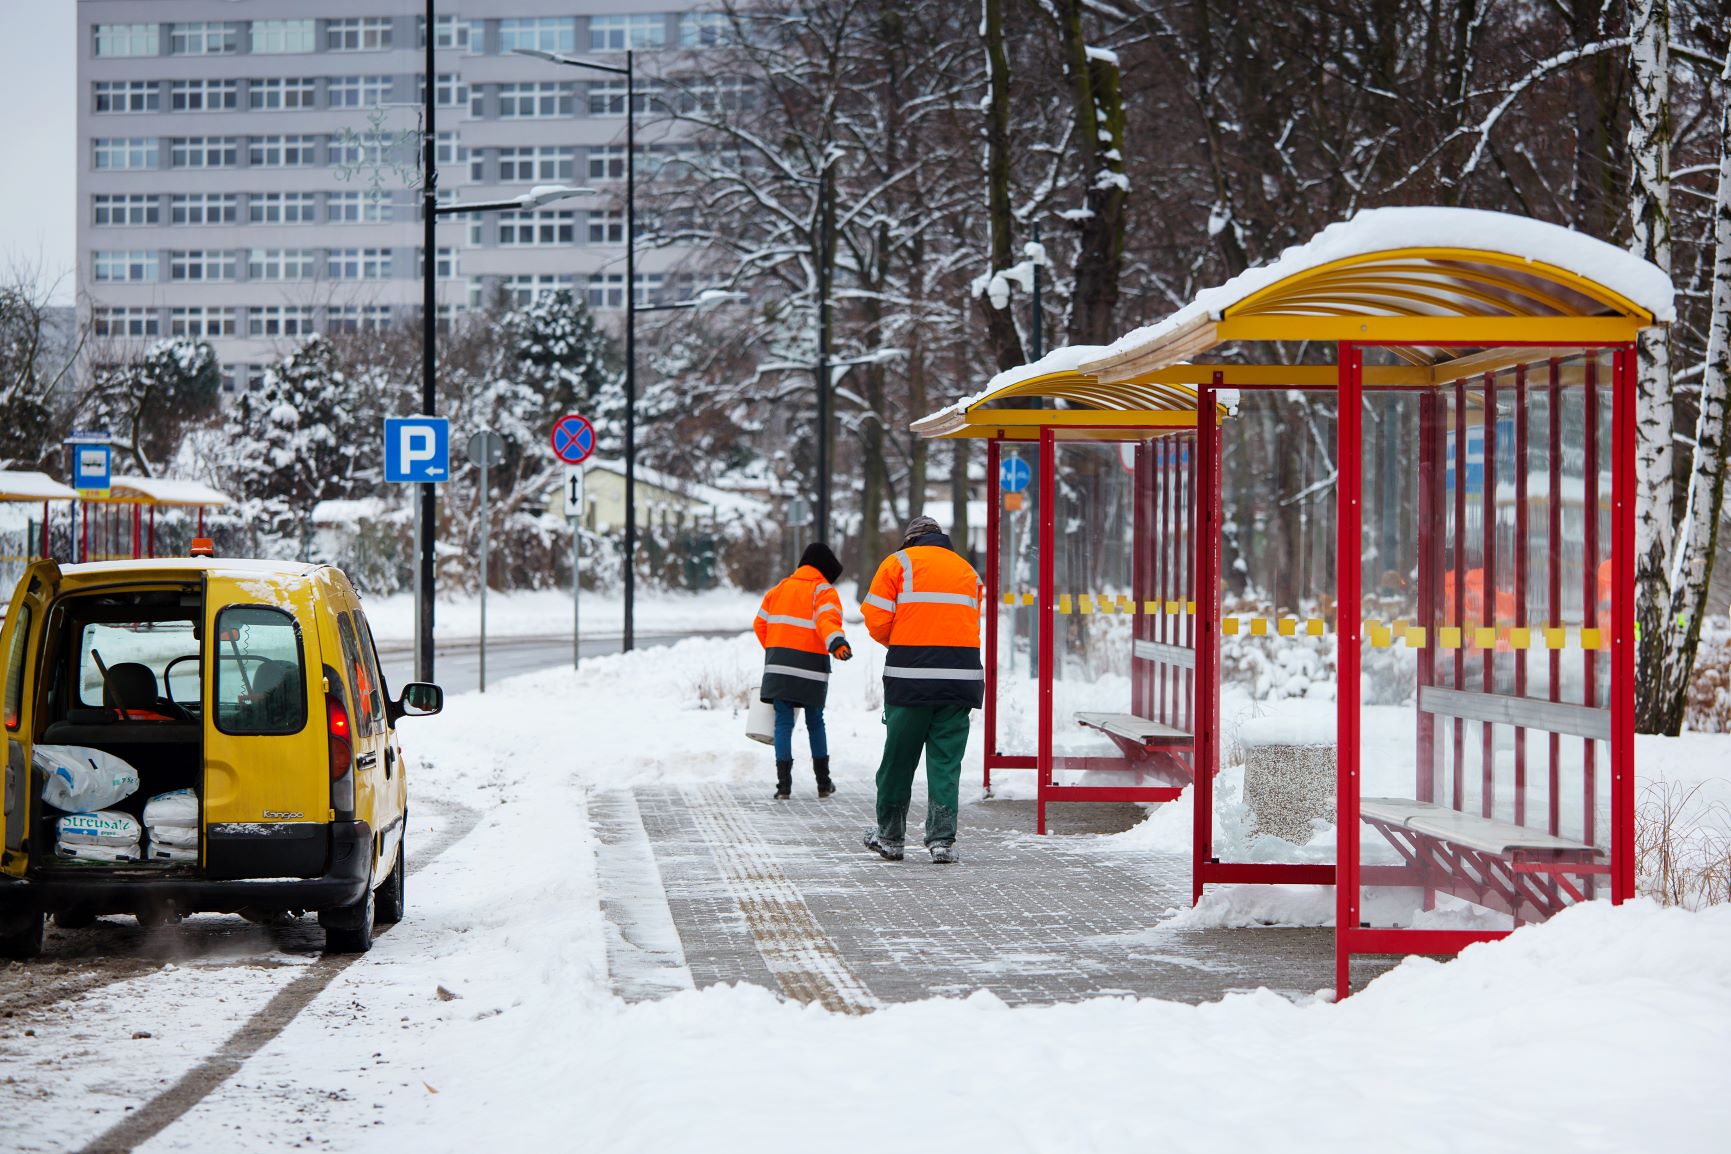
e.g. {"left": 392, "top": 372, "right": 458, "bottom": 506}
{"left": 754, "top": 543, "right": 852, "bottom": 798}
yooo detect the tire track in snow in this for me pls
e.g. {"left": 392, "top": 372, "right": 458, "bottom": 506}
{"left": 74, "top": 798, "right": 482, "bottom": 1154}
{"left": 685, "top": 784, "right": 877, "bottom": 1014}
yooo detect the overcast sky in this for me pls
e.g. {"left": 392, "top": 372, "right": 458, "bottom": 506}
{"left": 0, "top": 1, "right": 76, "bottom": 303}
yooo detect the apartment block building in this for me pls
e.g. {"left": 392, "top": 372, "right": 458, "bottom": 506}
{"left": 76, "top": 0, "right": 723, "bottom": 392}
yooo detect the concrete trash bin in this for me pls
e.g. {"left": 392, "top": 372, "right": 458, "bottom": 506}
{"left": 1237, "top": 714, "right": 1336, "bottom": 845}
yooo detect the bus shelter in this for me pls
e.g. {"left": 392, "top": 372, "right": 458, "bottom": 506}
{"left": 76, "top": 476, "right": 232, "bottom": 562}
{"left": 915, "top": 207, "right": 1667, "bottom": 995}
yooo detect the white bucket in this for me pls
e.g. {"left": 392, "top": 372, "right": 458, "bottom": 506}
{"left": 745, "top": 689, "right": 776, "bottom": 745}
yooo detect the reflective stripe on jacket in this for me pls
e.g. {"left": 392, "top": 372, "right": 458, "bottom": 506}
{"left": 754, "top": 564, "right": 847, "bottom": 708}
{"left": 861, "top": 533, "right": 983, "bottom": 708}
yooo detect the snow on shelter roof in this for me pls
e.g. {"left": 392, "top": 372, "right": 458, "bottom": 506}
{"left": 83, "top": 476, "right": 233, "bottom": 507}
{"left": 0, "top": 471, "right": 78, "bottom": 502}
{"left": 914, "top": 207, "right": 1673, "bottom": 440}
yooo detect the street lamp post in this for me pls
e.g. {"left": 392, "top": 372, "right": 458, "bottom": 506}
{"left": 417, "top": 0, "right": 439, "bottom": 684}
{"left": 814, "top": 166, "right": 833, "bottom": 544}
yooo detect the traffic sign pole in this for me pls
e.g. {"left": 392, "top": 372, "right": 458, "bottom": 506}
{"left": 565, "top": 466, "right": 585, "bottom": 670}
{"left": 479, "top": 449, "right": 490, "bottom": 693}
{"left": 551, "top": 417, "right": 595, "bottom": 671}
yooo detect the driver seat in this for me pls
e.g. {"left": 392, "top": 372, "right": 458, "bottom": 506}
{"left": 104, "top": 662, "right": 177, "bottom": 722}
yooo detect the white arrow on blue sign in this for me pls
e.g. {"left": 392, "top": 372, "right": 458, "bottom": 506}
{"left": 999, "top": 456, "right": 1032, "bottom": 494}
{"left": 384, "top": 417, "right": 451, "bottom": 483}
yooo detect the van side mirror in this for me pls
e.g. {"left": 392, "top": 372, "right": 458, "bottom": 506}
{"left": 395, "top": 683, "right": 443, "bottom": 718}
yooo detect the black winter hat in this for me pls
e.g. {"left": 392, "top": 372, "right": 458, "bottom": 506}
{"left": 799, "top": 542, "right": 843, "bottom": 584}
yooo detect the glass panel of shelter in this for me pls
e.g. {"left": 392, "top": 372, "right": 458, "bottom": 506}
{"left": 1355, "top": 352, "right": 1615, "bottom": 934}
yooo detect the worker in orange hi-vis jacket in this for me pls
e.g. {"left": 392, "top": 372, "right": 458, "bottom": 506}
{"left": 859, "top": 515, "right": 983, "bottom": 865}
{"left": 754, "top": 543, "right": 852, "bottom": 800}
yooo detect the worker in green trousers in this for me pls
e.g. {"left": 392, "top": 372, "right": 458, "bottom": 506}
{"left": 874, "top": 703, "right": 971, "bottom": 854}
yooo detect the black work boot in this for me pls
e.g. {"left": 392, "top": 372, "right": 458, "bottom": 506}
{"left": 773, "top": 760, "right": 793, "bottom": 800}
{"left": 813, "top": 757, "right": 835, "bottom": 799}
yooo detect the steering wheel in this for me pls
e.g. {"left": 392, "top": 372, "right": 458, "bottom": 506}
{"left": 163, "top": 654, "right": 202, "bottom": 713}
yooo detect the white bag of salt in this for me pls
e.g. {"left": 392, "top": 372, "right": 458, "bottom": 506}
{"left": 36, "top": 746, "right": 141, "bottom": 812}
{"left": 148, "top": 824, "right": 199, "bottom": 850}
{"left": 57, "top": 809, "right": 143, "bottom": 847}
{"left": 142, "top": 788, "right": 198, "bottom": 828}
{"left": 147, "top": 843, "right": 197, "bottom": 863}
{"left": 56, "top": 840, "right": 143, "bottom": 863}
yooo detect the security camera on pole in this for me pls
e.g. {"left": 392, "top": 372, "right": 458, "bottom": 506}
{"left": 551, "top": 413, "right": 596, "bottom": 669}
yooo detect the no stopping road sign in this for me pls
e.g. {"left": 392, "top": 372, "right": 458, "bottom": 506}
{"left": 551, "top": 414, "right": 596, "bottom": 464}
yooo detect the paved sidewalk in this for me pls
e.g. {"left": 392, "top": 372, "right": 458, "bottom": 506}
{"left": 600, "top": 783, "right": 1396, "bottom": 1007}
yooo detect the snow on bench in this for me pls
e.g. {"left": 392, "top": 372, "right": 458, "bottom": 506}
{"left": 1075, "top": 712, "right": 1193, "bottom": 747}
{"left": 1359, "top": 798, "right": 1598, "bottom": 858}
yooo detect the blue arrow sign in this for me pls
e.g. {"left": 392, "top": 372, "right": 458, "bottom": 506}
{"left": 384, "top": 417, "right": 451, "bottom": 483}
{"left": 999, "top": 456, "right": 1031, "bottom": 494}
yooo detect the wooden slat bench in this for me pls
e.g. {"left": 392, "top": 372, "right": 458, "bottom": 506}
{"left": 1072, "top": 712, "right": 1196, "bottom": 793}
{"left": 1359, "top": 797, "right": 1607, "bottom": 921}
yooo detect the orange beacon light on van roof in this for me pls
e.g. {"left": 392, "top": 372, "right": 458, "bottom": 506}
{"left": 189, "top": 537, "right": 215, "bottom": 557}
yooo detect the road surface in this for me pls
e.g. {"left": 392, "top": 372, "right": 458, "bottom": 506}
{"left": 376, "top": 629, "right": 736, "bottom": 695}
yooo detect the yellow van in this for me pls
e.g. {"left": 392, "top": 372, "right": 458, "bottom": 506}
{"left": 0, "top": 556, "right": 441, "bottom": 958}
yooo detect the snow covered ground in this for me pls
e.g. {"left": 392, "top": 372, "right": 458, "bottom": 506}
{"left": 363, "top": 586, "right": 764, "bottom": 644}
{"left": 3, "top": 631, "right": 1728, "bottom": 1151}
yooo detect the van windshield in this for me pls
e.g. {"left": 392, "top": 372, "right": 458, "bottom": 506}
{"left": 79, "top": 619, "right": 201, "bottom": 720}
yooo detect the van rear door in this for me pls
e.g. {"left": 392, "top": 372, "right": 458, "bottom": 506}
{"left": 2, "top": 561, "right": 58, "bottom": 877}
{"left": 202, "top": 577, "right": 328, "bottom": 877}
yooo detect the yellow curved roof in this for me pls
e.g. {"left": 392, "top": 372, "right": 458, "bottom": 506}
{"left": 914, "top": 208, "right": 1671, "bottom": 440}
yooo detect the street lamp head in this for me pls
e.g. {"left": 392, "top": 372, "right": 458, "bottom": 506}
{"left": 692, "top": 289, "right": 749, "bottom": 310}
{"left": 522, "top": 184, "right": 598, "bottom": 209}
{"left": 511, "top": 47, "right": 629, "bottom": 75}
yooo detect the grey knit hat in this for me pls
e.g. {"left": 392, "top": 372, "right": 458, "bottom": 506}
{"left": 901, "top": 515, "right": 942, "bottom": 547}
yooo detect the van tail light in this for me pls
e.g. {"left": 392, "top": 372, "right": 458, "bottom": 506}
{"left": 327, "top": 694, "right": 353, "bottom": 780}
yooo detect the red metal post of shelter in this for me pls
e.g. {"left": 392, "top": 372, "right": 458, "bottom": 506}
{"left": 1036, "top": 425, "right": 1056, "bottom": 836}
{"left": 1611, "top": 345, "right": 1636, "bottom": 900}
{"left": 1333, "top": 343, "right": 1363, "bottom": 999}
{"left": 1583, "top": 358, "right": 1599, "bottom": 860}
{"left": 148, "top": 506, "right": 156, "bottom": 558}
{"left": 1416, "top": 391, "right": 1438, "bottom": 806}
{"left": 1513, "top": 365, "right": 1529, "bottom": 826}
{"left": 1482, "top": 372, "right": 1497, "bottom": 819}
{"left": 1547, "top": 359, "right": 1563, "bottom": 835}
{"left": 40, "top": 501, "right": 49, "bottom": 559}
{"left": 983, "top": 436, "right": 1001, "bottom": 795}
{"left": 1192, "top": 376, "right": 1220, "bottom": 905}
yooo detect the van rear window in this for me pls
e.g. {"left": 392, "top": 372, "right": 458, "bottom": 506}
{"left": 213, "top": 606, "right": 305, "bottom": 735}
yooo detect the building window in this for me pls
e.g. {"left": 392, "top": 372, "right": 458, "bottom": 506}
{"left": 327, "top": 17, "right": 393, "bottom": 52}
{"left": 499, "top": 17, "right": 575, "bottom": 53}
{"left": 169, "top": 250, "right": 239, "bottom": 281}
{"left": 505, "top": 274, "right": 575, "bottom": 307}
{"left": 589, "top": 14, "right": 666, "bottom": 52}
{"left": 94, "top": 24, "right": 159, "bottom": 57}
{"left": 169, "top": 194, "right": 239, "bottom": 226}
{"left": 587, "top": 145, "right": 626, "bottom": 182}
{"left": 417, "top": 14, "right": 471, "bottom": 51}
{"left": 417, "top": 73, "right": 469, "bottom": 108}
{"left": 250, "top": 77, "right": 317, "bottom": 111}
{"left": 248, "top": 306, "right": 316, "bottom": 338}
{"left": 497, "top": 82, "right": 573, "bottom": 119}
{"left": 497, "top": 211, "right": 574, "bottom": 247}
{"left": 93, "top": 194, "right": 159, "bottom": 227}
{"left": 679, "top": 75, "right": 752, "bottom": 116}
{"left": 327, "top": 248, "right": 391, "bottom": 279}
{"left": 249, "top": 20, "right": 315, "bottom": 55}
{"left": 329, "top": 132, "right": 398, "bottom": 168}
{"left": 169, "top": 22, "right": 239, "bottom": 55}
{"left": 169, "top": 79, "right": 239, "bottom": 112}
{"left": 92, "top": 251, "right": 159, "bottom": 283}
{"left": 588, "top": 78, "right": 662, "bottom": 117}
{"left": 328, "top": 305, "right": 394, "bottom": 333}
{"left": 678, "top": 11, "right": 729, "bottom": 47}
{"left": 93, "top": 307, "right": 159, "bottom": 338}
{"left": 435, "top": 132, "right": 466, "bottom": 168}
{"left": 328, "top": 75, "right": 393, "bottom": 109}
{"left": 328, "top": 191, "right": 392, "bottom": 224}
{"left": 170, "top": 137, "right": 238, "bottom": 168}
{"left": 498, "top": 146, "right": 574, "bottom": 183}
{"left": 170, "top": 307, "right": 237, "bottom": 338}
{"left": 586, "top": 273, "right": 624, "bottom": 309}
{"left": 248, "top": 134, "right": 318, "bottom": 167}
{"left": 635, "top": 273, "right": 664, "bottom": 306}
{"left": 93, "top": 138, "right": 158, "bottom": 171}
{"left": 249, "top": 192, "right": 317, "bottom": 224}
{"left": 587, "top": 211, "right": 623, "bottom": 245}
{"left": 93, "top": 81, "right": 159, "bottom": 114}
{"left": 247, "top": 249, "right": 318, "bottom": 281}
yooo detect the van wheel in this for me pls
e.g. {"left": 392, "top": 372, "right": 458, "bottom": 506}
{"left": 374, "top": 838, "right": 405, "bottom": 926}
{"left": 0, "top": 911, "right": 45, "bottom": 960}
{"left": 323, "top": 885, "right": 374, "bottom": 954}
{"left": 53, "top": 910, "right": 97, "bottom": 930}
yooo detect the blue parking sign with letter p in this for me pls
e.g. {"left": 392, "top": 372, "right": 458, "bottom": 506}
{"left": 384, "top": 417, "right": 451, "bottom": 483}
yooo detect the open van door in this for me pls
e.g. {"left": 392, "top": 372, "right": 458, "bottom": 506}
{"left": 2, "top": 561, "right": 59, "bottom": 877}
